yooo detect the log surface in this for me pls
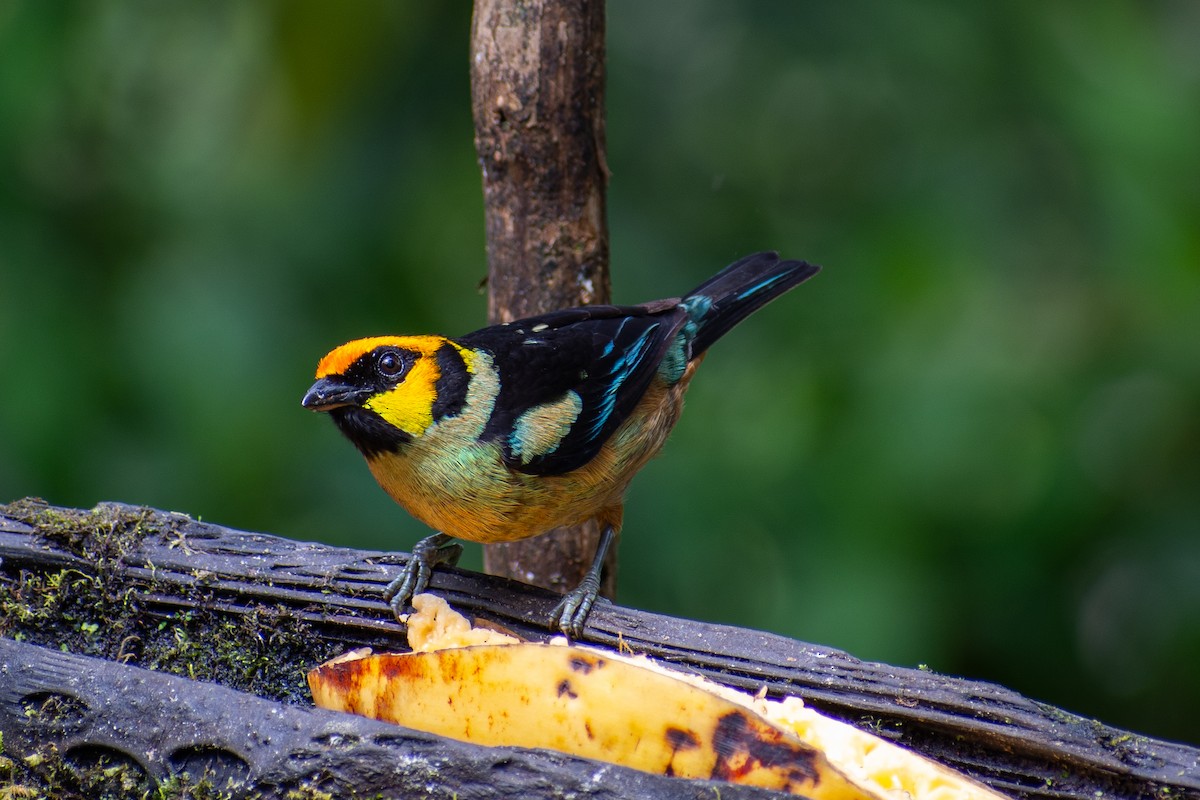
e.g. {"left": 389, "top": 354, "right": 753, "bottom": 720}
{"left": 0, "top": 638, "right": 783, "bottom": 799}
{"left": 1, "top": 500, "right": 1197, "bottom": 799}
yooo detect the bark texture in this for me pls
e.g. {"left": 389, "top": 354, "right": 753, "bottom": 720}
{"left": 470, "top": 0, "right": 616, "bottom": 598}
{"left": 2, "top": 500, "right": 1198, "bottom": 799}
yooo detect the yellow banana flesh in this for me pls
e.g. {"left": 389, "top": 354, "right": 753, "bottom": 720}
{"left": 308, "top": 595, "right": 1006, "bottom": 800}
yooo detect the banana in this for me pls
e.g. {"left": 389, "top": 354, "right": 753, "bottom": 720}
{"left": 308, "top": 595, "right": 1006, "bottom": 800}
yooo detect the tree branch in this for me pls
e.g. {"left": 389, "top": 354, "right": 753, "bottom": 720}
{"left": 470, "top": 0, "right": 617, "bottom": 599}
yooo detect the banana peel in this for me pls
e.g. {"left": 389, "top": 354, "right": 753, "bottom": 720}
{"left": 309, "top": 595, "right": 1007, "bottom": 800}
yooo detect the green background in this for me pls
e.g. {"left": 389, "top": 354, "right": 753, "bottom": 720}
{"left": 2, "top": 2, "right": 1197, "bottom": 743}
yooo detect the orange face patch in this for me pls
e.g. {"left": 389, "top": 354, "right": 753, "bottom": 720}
{"left": 315, "top": 336, "right": 426, "bottom": 378}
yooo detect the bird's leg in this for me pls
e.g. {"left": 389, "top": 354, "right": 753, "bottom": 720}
{"left": 383, "top": 532, "right": 463, "bottom": 621}
{"left": 549, "top": 524, "right": 616, "bottom": 638}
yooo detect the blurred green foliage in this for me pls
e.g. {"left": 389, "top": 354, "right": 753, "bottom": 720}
{"left": 1, "top": 1, "right": 1197, "bottom": 743}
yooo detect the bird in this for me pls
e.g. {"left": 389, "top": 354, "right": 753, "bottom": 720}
{"left": 302, "top": 251, "right": 820, "bottom": 636}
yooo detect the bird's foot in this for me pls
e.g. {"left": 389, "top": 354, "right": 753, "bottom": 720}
{"left": 382, "top": 532, "right": 462, "bottom": 622}
{"left": 547, "top": 524, "right": 616, "bottom": 638}
{"left": 549, "top": 575, "right": 603, "bottom": 639}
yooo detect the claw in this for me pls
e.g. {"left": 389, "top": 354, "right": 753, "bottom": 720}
{"left": 383, "top": 533, "right": 462, "bottom": 621}
{"left": 547, "top": 525, "right": 615, "bottom": 638}
{"left": 549, "top": 579, "right": 601, "bottom": 639}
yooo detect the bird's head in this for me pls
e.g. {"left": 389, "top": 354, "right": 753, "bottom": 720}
{"left": 302, "top": 335, "right": 470, "bottom": 456}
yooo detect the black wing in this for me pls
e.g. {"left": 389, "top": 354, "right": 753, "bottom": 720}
{"left": 458, "top": 301, "right": 688, "bottom": 475}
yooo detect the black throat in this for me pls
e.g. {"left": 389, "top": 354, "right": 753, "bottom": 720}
{"left": 329, "top": 406, "right": 411, "bottom": 458}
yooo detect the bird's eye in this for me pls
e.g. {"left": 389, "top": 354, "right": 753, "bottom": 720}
{"left": 377, "top": 351, "right": 407, "bottom": 378}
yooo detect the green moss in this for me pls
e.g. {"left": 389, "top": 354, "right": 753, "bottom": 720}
{"left": 0, "top": 501, "right": 396, "bottom": 796}
{"left": 0, "top": 738, "right": 260, "bottom": 800}
{"left": 2, "top": 741, "right": 154, "bottom": 800}
{"left": 0, "top": 566, "right": 132, "bottom": 657}
{"left": 0, "top": 500, "right": 344, "bottom": 701}
{"left": 2, "top": 732, "right": 410, "bottom": 800}
{"left": 152, "top": 773, "right": 245, "bottom": 800}
{"left": 4, "top": 498, "right": 156, "bottom": 567}
{"left": 284, "top": 789, "right": 334, "bottom": 800}
{"left": 142, "top": 605, "right": 333, "bottom": 703}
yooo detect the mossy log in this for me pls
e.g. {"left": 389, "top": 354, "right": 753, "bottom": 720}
{"left": 1, "top": 499, "right": 1197, "bottom": 799}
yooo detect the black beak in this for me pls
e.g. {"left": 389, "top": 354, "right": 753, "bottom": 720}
{"left": 302, "top": 377, "right": 371, "bottom": 412}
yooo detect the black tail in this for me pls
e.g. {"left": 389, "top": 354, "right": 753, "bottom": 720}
{"left": 684, "top": 251, "right": 820, "bottom": 356}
